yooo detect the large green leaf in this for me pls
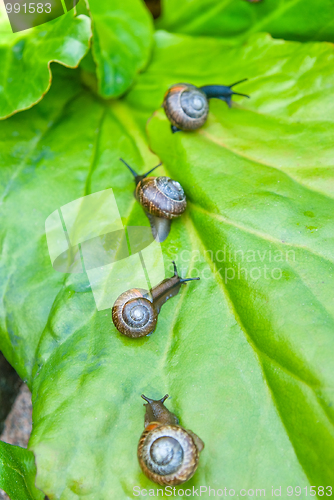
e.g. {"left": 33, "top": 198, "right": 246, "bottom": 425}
{"left": 0, "top": 8, "right": 91, "bottom": 120}
{"left": 0, "top": 32, "right": 334, "bottom": 498}
{"left": 157, "top": 0, "right": 334, "bottom": 42}
{"left": 0, "top": 441, "right": 44, "bottom": 500}
{"left": 87, "top": 0, "right": 154, "bottom": 98}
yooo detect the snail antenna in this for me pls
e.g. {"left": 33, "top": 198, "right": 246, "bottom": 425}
{"left": 141, "top": 394, "right": 169, "bottom": 404}
{"left": 141, "top": 394, "right": 154, "bottom": 404}
{"left": 142, "top": 163, "right": 162, "bottom": 179}
{"left": 229, "top": 78, "right": 248, "bottom": 88}
{"left": 172, "top": 261, "right": 200, "bottom": 282}
{"left": 119, "top": 158, "right": 138, "bottom": 178}
{"left": 200, "top": 80, "right": 250, "bottom": 107}
{"left": 121, "top": 158, "right": 161, "bottom": 185}
{"left": 228, "top": 79, "right": 250, "bottom": 99}
{"left": 180, "top": 277, "right": 200, "bottom": 283}
{"left": 230, "top": 91, "right": 250, "bottom": 98}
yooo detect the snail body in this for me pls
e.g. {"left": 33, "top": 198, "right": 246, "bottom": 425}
{"left": 120, "top": 158, "right": 186, "bottom": 242}
{"left": 112, "top": 262, "right": 199, "bottom": 338}
{"left": 163, "top": 79, "right": 249, "bottom": 132}
{"left": 138, "top": 394, "right": 204, "bottom": 485}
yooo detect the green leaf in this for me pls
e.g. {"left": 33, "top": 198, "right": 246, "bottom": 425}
{"left": 0, "top": 32, "right": 334, "bottom": 498}
{"left": 0, "top": 9, "right": 91, "bottom": 120}
{"left": 157, "top": 0, "right": 334, "bottom": 42}
{"left": 0, "top": 441, "right": 44, "bottom": 500}
{"left": 87, "top": 0, "right": 154, "bottom": 98}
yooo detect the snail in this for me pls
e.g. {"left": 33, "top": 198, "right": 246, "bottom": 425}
{"left": 138, "top": 394, "right": 204, "bottom": 485}
{"left": 163, "top": 79, "right": 249, "bottom": 132}
{"left": 120, "top": 158, "right": 187, "bottom": 242}
{"left": 112, "top": 261, "right": 199, "bottom": 338}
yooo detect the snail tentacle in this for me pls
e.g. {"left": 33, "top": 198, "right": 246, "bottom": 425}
{"left": 120, "top": 157, "right": 162, "bottom": 184}
{"left": 200, "top": 80, "right": 249, "bottom": 107}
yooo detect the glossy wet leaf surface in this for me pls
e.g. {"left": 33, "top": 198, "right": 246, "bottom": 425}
{"left": 157, "top": 0, "right": 334, "bottom": 42}
{"left": 0, "top": 8, "right": 91, "bottom": 120}
{"left": 0, "top": 441, "right": 44, "bottom": 500}
{"left": 0, "top": 28, "right": 333, "bottom": 500}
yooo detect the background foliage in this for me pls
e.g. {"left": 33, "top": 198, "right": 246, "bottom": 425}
{"left": 0, "top": 441, "right": 43, "bottom": 500}
{"left": 0, "top": 0, "right": 333, "bottom": 498}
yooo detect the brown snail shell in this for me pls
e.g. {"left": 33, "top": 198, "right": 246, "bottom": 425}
{"left": 120, "top": 158, "right": 186, "bottom": 242}
{"left": 163, "top": 84, "right": 209, "bottom": 131}
{"left": 112, "top": 288, "right": 158, "bottom": 338}
{"left": 138, "top": 424, "right": 200, "bottom": 485}
{"left": 136, "top": 176, "right": 186, "bottom": 220}
{"left": 138, "top": 395, "right": 204, "bottom": 485}
{"left": 111, "top": 262, "right": 200, "bottom": 338}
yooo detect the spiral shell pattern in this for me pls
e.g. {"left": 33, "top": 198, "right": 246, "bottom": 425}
{"left": 138, "top": 424, "right": 200, "bottom": 485}
{"left": 136, "top": 176, "right": 186, "bottom": 220}
{"left": 112, "top": 289, "right": 158, "bottom": 338}
{"left": 163, "top": 84, "right": 209, "bottom": 130}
